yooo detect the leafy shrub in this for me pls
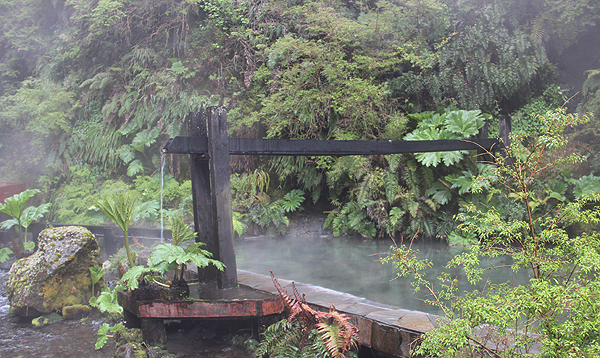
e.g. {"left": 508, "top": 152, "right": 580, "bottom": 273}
{"left": 0, "top": 189, "right": 51, "bottom": 254}
{"left": 382, "top": 109, "right": 600, "bottom": 357}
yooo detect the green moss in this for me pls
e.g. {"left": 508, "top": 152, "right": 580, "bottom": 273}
{"left": 62, "top": 304, "right": 91, "bottom": 319}
{"left": 40, "top": 272, "right": 92, "bottom": 310}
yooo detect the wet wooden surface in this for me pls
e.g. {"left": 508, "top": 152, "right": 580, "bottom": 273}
{"left": 118, "top": 285, "right": 284, "bottom": 319}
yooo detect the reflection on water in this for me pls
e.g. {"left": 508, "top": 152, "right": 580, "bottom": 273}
{"left": 235, "top": 234, "right": 530, "bottom": 316}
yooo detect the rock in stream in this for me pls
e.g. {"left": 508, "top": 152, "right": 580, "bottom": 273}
{"left": 6, "top": 226, "right": 103, "bottom": 317}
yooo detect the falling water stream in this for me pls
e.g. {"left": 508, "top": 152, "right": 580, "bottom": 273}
{"left": 160, "top": 152, "right": 166, "bottom": 242}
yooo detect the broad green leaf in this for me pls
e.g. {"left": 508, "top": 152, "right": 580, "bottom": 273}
{"left": 573, "top": 175, "right": 600, "bottom": 199}
{"left": 169, "top": 216, "right": 197, "bottom": 246}
{"left": 441, "top": 150, "right": 467, "bottom": 167}
{"left": 148, "top": 243, "right": 186, "bottom": 267}
{"left": 389, "top": 207, "right": 406, "bottom": 226}
{"left": 232, "top": 212, "right": 245, "bottom": 237}
{"left": 448, "top": 172, "right": 474, "bottom": 195}
{"left": 95, "top": 192, "right": 138, "bottom": 233}
{"left": 0, "top": 189, "right": 39, "bottom": 219}
{"left": 94, "top": 290, "right": 123, "bottom": 314}
{"left": 0, "top": 218, "right": 18, "bottom": 230}
{"left": 127, "top": 159, "right": 144, "bottom": 177}
{"left": 281, "top": 189, "right": 305, "bottom": 212}
{"left": 90, "top": 265, "right": 105, "bottom": 285}
{"left": 118, "top": 145, "right": 135, "bottom": 163}
{"left": 426, "top": 182, "right": 453, "bottom": 205}
{"left": 133, "top": 200, "right": 159, "bottom": 221}
{"left": 418, "top": 112, "right": 446, "bottom": 130}
{"left": 131, "top": 129, "right": 159, "bottom": 153}
{"left": 347, "top": 209, "right": 367, "bottom": 229}
{"left": 95, "top": 323, "right": 110, "bottom": 350}
{"left": 0, "top": 247, "right": 13, "bottom": 263}
{"left": 414, "top": 152, "right": 443, "bottom": 167}
{"left": 20, "top": 203, "right": 51, "bottom": 229}
{"left": 444, "top": 110, "right": 484, "bottom": 137}
{"left": 120, "top": 265, "right": 153, "bottom": 291}
{"left": 170, "top": 61, "right": 186, "bottom": 75}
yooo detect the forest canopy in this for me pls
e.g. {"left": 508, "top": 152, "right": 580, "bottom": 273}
{"left": 1, "top": 0, "right": 600, "bottom": 236}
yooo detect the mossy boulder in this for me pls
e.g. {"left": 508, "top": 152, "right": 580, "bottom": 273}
{"left": 6, "top": 226, "right": 103, "bottom": 317}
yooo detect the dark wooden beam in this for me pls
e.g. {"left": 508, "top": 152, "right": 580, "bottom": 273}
{"left": 189, "top": 112, "right": 219, "bottom": 285}
{"left": 163, "top": 137, "right": 501, "bottom": 156}
{"left": 207, "top": 108, "right": 238, "bottom": 289}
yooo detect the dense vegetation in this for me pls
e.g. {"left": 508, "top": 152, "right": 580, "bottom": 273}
{"left": 1, "top": 0, "right": 600, "bottom": 238}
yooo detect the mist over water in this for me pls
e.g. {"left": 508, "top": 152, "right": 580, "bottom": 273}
{"left": 235, "top": 220, "right": 530, "bottom": 316}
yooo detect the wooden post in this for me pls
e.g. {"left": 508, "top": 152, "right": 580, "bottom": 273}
{"left": 207, "top": 107, "right": 238, "bottom": 288}
{"left": 141, "top": 319, "right": 166, "bottom": 347}
{"left": 189, "top": 108, "right": 238, "bottom": 289}
{"left": 103, "top": 227, "right": 117, "bottom": 257}
{"left": 498, "top": 115, "right": 511, "bottom": 150}
{"left": 498, "top": 115, "right": 511, "bottom": 162}
{"left": 189, "top": 111, "right": 219, "bottom": 284}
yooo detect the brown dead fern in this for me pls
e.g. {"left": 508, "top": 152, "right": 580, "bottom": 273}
{"left": 269, "top": 271, "right": 359, "bottom": 358}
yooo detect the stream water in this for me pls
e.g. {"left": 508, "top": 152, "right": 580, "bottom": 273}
{"left": 0, "top": 261, "right": 252, "bottom": 358}
{"left": 0, "top": 213, "right": 530, "bottom": 357}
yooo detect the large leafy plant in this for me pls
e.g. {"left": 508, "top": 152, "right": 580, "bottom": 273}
{"left": 404, "top": 109, "right": 488, "bottom": 167}
{"left": 95, "top": 192, "right": 138, "bottom": 267}
{"left": 383, "top": 109, "right": 600, "bottom": 357}
{"left": 0, "top": 189, "right": 51, "bottom": 255}
{"left": 147, "top": 216, "right": 224, "bottom": 283}
{"left": 120, "top": 216, "right": 224, "bottom": 292}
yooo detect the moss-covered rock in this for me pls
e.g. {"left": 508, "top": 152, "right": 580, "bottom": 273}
{"left": 31, "top": 312, "right": 63, "bottom": 327}
{"left": 112, "top": 324, "right": 144, "bottom": 346}
{"left": 6, "top": 226, "right": 103, "bottom": 317}
{"left": 114, "top": 342, "right": 148, "bottom": 358}
{"left": 62, "top": 304, "right": 92, "bottom": 319}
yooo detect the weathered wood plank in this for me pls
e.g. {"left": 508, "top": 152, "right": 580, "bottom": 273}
{"left": 207, "top": 108, "right": 238, "bottom": 289}
{"left": 189, "top": 112, "right": 220, "bottom": 284}
{"left": 163, "top": 137, "right": 501, "bottom": 156}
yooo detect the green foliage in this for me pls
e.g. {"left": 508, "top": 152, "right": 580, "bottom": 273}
{"left": 231, "top": 170, "right": 302, "bottom": 235}
{"left": 279, "top": 189, "right": 305, "bottom": 213}
{"left": 95, "top": 322, "right": 127, "bottom": 350}
{"left": 120, "top": 265, "right": 154, "bottom": 291}
{"left": 147, "top": 242, "right": 225, "bottom": 281}
{"left": 95, "top": 323, "right": 111, "bottom": 350}
{"left": 89, "top": 265, "right": 105, "bottom": 298}
{"left": 120, "top": 216, "right": 223, "bottom": 289}
{"left": 89, "top": 285, "right": 123, "bottom": 316}
{"left": 0, "top": 189, "right": 50, "bottom": 254}
{"left": 169, "top": 216, "right": 196, "bottom": 247}
{"left": 0, "top": 247, "right": 13, "bottom": 263}
{"left": 1, "top": 0, "right": 599, "bottom": 255}
{"left": 572, "top": 174, "right": 600, "bottom": 199}
{"left": 256, "top": 275, "right": 359, "bottom": 358}
{"left": 95, "top": 192, "right": 138, "bottom": 267}
{"left": 404, "top": 110, "right": 487, "bottom": 167}
{"left": 389, "top": 3, "right": 549, "bottom": 113}
{"left": 382, "top": 109, "right": 600, "bottom": 357}
{"left": 509, "top": 85, "right": 565, "bottom": 135}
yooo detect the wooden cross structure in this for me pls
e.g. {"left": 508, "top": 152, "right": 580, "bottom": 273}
{"left": 162, "top": 107, "right": 502, "bottom": 289}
